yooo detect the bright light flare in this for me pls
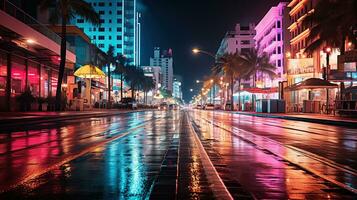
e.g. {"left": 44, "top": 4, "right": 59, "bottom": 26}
{"left": 192, "top": 48, "right": 200, "bottom": 54}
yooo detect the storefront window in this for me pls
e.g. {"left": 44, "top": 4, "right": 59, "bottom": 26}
{"left": 11, "top": 56, "right": 26, "bottom": 96}
{"left": 41, "top": 66, "right": 49, "bottom": 98}
{"left": 0, "top": 51, "right": 7, "bottom": 96}
{"left": 51, "top": 71, "right": 58, "bottom": 97}
{"left": 28, "top": 61, "right": 40, "bottom": 97}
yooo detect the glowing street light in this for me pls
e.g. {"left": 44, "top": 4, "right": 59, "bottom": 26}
{"left": 190, "top": 89, "right": 193, "bottom": 92}
{"left": 192, "top": 48, "right": 200, "bottom": 54}
{"left": 191, "top": 48, "right": 216, "bottom": 58}
{"left": 196, "top": 80, "right": 200, "bottom": 83}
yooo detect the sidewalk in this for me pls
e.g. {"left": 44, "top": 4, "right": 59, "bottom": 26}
{"left": 235, "top": 111, "right": 357, "bottom": 128}
{"left": 0, "top": 109, "right": 150, "bottom": 128}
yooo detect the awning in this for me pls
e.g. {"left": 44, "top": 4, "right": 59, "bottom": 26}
{"left": 242, "top": 87, "right": 278, "bottom": 94}
{"left": 284, "top": 78, "right": 338, "bottom": 91}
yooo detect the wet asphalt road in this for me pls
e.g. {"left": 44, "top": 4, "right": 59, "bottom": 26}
{"left": 189, "top": 110, "right": 357, "bottom": 199}
{"left": 0, "top": 109, "right": 357, "bottom": 199}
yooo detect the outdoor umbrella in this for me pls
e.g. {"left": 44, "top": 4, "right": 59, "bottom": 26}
{"left": 74, "top": 64, "right": 106, "bottom": 108}
{"left": 74, "top": 64, "right": 106, "bottom": 79}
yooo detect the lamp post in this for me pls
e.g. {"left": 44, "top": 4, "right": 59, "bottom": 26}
{"left": 192, "top": 48, "right": 216, "bottom": 59}
{"left": 192, "top": 48, "right": 225, "bottom": 107}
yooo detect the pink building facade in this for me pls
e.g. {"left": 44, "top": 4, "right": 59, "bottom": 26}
{"left": 254, "top": 2, "right": 289, "bottom": 92}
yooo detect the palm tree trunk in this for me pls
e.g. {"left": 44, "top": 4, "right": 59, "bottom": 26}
{"left": 131, "top": 85, "right": 135, "bottom": 100}
{"left": 145, "top": 91, "right": 147, "bottom": 104}
{"left": 252, "top": 73, "right": 257, "bottom": 111}
{"left": 55, "top": 18, "right": 67, "bottom": 111}
{"left": 238, "top": 78, "right": 241, "bottom": 111}
{"left": 120, "top": 73, "right": 123, "bottom": 100}
{"left": 230, "top": 76, "right": 234, "bottom": 111}
{"left": 341, "top": 35, "right": 346, "bottom": 55}
{"left": 107, "top": 64, "right": 111, "bottom": 108}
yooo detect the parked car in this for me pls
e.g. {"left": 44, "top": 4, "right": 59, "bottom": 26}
{"left": 205, "top": 103, "right": 215, "bottom": 110}
{"left": 158, "top": 103, "right": 169, "bottom": 110}
{"left": 120, "top": 98, "right": 137, "bottom": 109}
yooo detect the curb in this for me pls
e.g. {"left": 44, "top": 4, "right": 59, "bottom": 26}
{"left": 234, "top": 112, "right": 357, "bottom": 128}
{"left": 0, "top": 109, "right": 154, "bottom": 129}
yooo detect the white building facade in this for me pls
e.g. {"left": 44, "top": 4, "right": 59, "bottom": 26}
{"left": 173, "top": 75, "right": 183, "bottom": 100}
{"left": 149, "top": 47, "right": 173, "bottom": 92}
{"left": 142, "top": 66, "right": 162, "bottom": 90}
{"left": 216, "top": 23, "right": 256, "bottom": 56}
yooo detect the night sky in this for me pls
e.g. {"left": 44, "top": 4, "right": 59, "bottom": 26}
{"left": 139, "top": 0, "right": 282, "bottom": 102}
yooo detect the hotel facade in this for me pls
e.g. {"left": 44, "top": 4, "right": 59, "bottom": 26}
{"left": 73, "top": 0, "right": 141, "bottom": 65}
{"left": 254, "top": 2, "right": 289, "bottom": 92}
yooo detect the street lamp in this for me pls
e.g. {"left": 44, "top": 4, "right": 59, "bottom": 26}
{"left": 190, "top": 89, "right": 193, "bottom": 92}
{"left": 192, "top": 48, "right": 200, "bottom": 54}
{"left": 191, "top": 48, "right": 216, "bottom": 59}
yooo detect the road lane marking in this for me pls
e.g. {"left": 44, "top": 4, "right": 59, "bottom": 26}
{"left": 186, "top": 112, "right": 234, "bottom": 200}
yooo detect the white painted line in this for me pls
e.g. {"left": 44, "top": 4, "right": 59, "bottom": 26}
{"left": 186, "top": 113, "right": 233, "bottom": 200}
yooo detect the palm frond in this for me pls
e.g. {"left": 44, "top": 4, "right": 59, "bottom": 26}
{"left": 70, "top": 0, "right": 100, "bottom": 25}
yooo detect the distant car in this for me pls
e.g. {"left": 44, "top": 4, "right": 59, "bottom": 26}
{"left": 120, "top": 98, "right": 137, "bottom": 109}
{"left": 224, "top": 103, "right": 232, "bottom": 111}
{"left": 214, "top": 104, "right": 222, "bottom": 110}
{"left": 169, "top": 104, "right": 178, "bottom": 110}
{"left": 158, "top": 103, "right": 169, "bottom": 110}
{"left": 205, "top": 104, "right": 215, "bottom": 110}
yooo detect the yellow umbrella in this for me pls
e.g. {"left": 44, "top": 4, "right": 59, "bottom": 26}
{"left": 74, "top": 64, "right": 106, "bottom": 109}
{"left": 74, "top": 64, "right": 106, "bottom": 79}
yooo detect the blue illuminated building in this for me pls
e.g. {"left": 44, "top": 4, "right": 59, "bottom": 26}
{"left": 73, "top": 0, "right": 141, "bottom": 65}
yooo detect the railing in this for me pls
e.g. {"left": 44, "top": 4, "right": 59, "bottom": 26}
{"left": 0, "top": 0, "right": 75, "bottom": 53}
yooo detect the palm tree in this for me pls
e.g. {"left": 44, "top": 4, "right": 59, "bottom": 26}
{"left": 124, "top": 66, "right": 145, "bottom": 100}
{"left": 106, "top": 45, "right": 115, "bottom": 108}
{"left": 238, "top": 49, "right": 276, "bottom": 110}
{"left": 240, "top": 49, "right": 276, "bottom": 83}
{"left": 302, "top": 0, "right": 356, "bottom": 55}
{"left": 115, "top": 54, "right": 127, "bottom": 100}
{"left": 214, "top": 53, "right": 249, "bottom": 111}
{"left": 141, "top": 77, "right": 155, "bottom": 104}
{"left": 40, "top": 0, "right": 100, "bottom": 111}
